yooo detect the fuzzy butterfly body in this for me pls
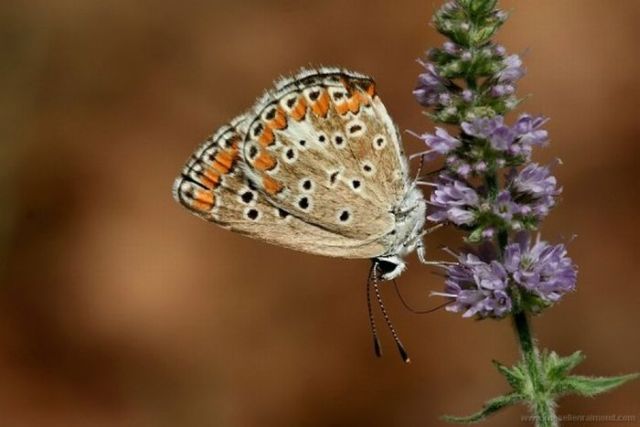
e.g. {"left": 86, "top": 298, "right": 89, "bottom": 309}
{"left": 173, "top": 67, "right": 427, "bottom": 280}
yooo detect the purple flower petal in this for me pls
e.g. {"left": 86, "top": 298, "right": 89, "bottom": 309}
{"left": 440, "top": 250, "right": 512, "bottom": 319}
{"left": 414, "top": 62, "right": 448, "bottom": 107}
{"left": 498, "top": 54, "right": 525, "bottom": 83}
{"left": 503, "top": 234, "right": 577, "bottom": 304}
{"left": 428, "top": 176, "right": 480, "bottom": 225}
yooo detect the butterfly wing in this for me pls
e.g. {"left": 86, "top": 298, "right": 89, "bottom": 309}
{"left": 173, "top": 114, "right": 386, "bottom": 258}
{"left": 239, "top": 68, "right": 411, "bottom": 242}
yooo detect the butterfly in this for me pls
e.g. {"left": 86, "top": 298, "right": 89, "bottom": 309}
{"left": 173, "top": 67, "right": 428, "bottom": 362}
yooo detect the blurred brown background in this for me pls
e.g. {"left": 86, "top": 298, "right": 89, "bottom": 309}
{"left": 1, "top": 0, "right": 639, "bottom": 426}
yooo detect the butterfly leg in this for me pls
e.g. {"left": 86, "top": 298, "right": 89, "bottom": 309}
{"left": 416, "top": 224, "right": 445, "bottom": 265}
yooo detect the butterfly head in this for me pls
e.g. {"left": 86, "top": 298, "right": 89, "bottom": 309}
{"left": 373, "top": 255, "right": 407, "bottom": 281}
{"left": 374, "top": 186, "right": 427, "bottom": 281}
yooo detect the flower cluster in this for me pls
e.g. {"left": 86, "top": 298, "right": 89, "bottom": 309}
{"left": 427, "top": 161, "right": 560, "bottom": 234}
{"left": 413, "top": 0, "right": 576, "bottom": 318}
{"left": 414, "top": 115, "right": 550, "bottom": 177}
{"left": 436, "top": 234, "right": 576, "bottom": 319}
{"left": 435, "top": 247, "right": 512, "bottom": 318}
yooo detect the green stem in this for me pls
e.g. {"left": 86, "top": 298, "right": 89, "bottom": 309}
{"left": 513, "top": 310, "right": 558, "bottom": 427}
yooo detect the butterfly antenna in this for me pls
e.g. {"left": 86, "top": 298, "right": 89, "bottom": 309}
{"left": 371, "top": 265, "right": 410, "bottom": 363}
{"left": 392, "top": 279, "right": 453, "bottom": 314}
{"left": 367, "top": 264, "right": 383, "bottom": 358}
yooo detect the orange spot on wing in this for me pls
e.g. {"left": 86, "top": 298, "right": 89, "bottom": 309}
{"left": 212, "top": 160, "right": 229, "bottom": 174}
{"left": 193, "top": 190, "right": 215, "bottom": 211}
{"left": 262, "top": 176, "right": 283, "bottom": 195}
{"left": 360, "top": 93, "right": 372, "bottom": 107}
{"left": 200, "top": 169, "right": 219, "bottom": 189}
{"left": 290, "top": 97, "right": 307, "bottom": 121}
{"left": 347, "top": 91, "right": 362, "bottom": 113}
{"left": 336, "top": 102, "right": 349, "bottom": 115}
{"left": 269, "top": 107, "right": 288, "bottom": 130}
{"left": 258, "top": 126, "right": 275, "bottom": 147}
{"left": 366, "top": 83, "right": 376, "bottom": 97}
{"left": 216, "top": 151, "right": 234, "bottom": 170}
{"left": 311, "top": 90, "right": 330, "bottom": 117}
{"left": 254, "top": 151, "right": 277, "bottom": 171}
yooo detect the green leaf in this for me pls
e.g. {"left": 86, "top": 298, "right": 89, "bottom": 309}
{"left": 443, "top": 392, "right": 524, "bottom": 424}
{"left": 543, "top": 351, "right": 585, "bottom": 382}
{"left": 553, "top": 373, "right": 639, "bottom": 397}
{"left": 493, "top": 359, "right": 525, "bottom": 390}
{"left": 470, "top": 0, "right": 498, "bottom": 17}
{"left": 470, "top": 25, "right": 501, "bottom": 46}
{"left": 467, "top": 227, "right": 484, "bottom": 243}
{"left": 458, "top": 0, "right": 497, "bottom": 18}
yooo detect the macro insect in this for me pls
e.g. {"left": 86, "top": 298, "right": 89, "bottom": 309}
{"left": 173, "top": 68, "right": 430, "bottom": 362}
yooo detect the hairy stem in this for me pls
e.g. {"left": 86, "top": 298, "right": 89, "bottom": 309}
{"left": 513, "top": 309, "right": 557, "bottom": 427}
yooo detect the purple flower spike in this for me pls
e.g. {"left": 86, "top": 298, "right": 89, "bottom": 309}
{"left": 503, "top": 233, "right": 577, "bottom": 304}
{"left": 428, "top": 176, "right": 480, "bottom": 225}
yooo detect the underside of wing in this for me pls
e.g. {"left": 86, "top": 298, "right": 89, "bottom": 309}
{"left": 238, "top": 68, "right": 410, "bottom": 241}
{"left": 172, "top": 114, "right": 386, "bottom": 259}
